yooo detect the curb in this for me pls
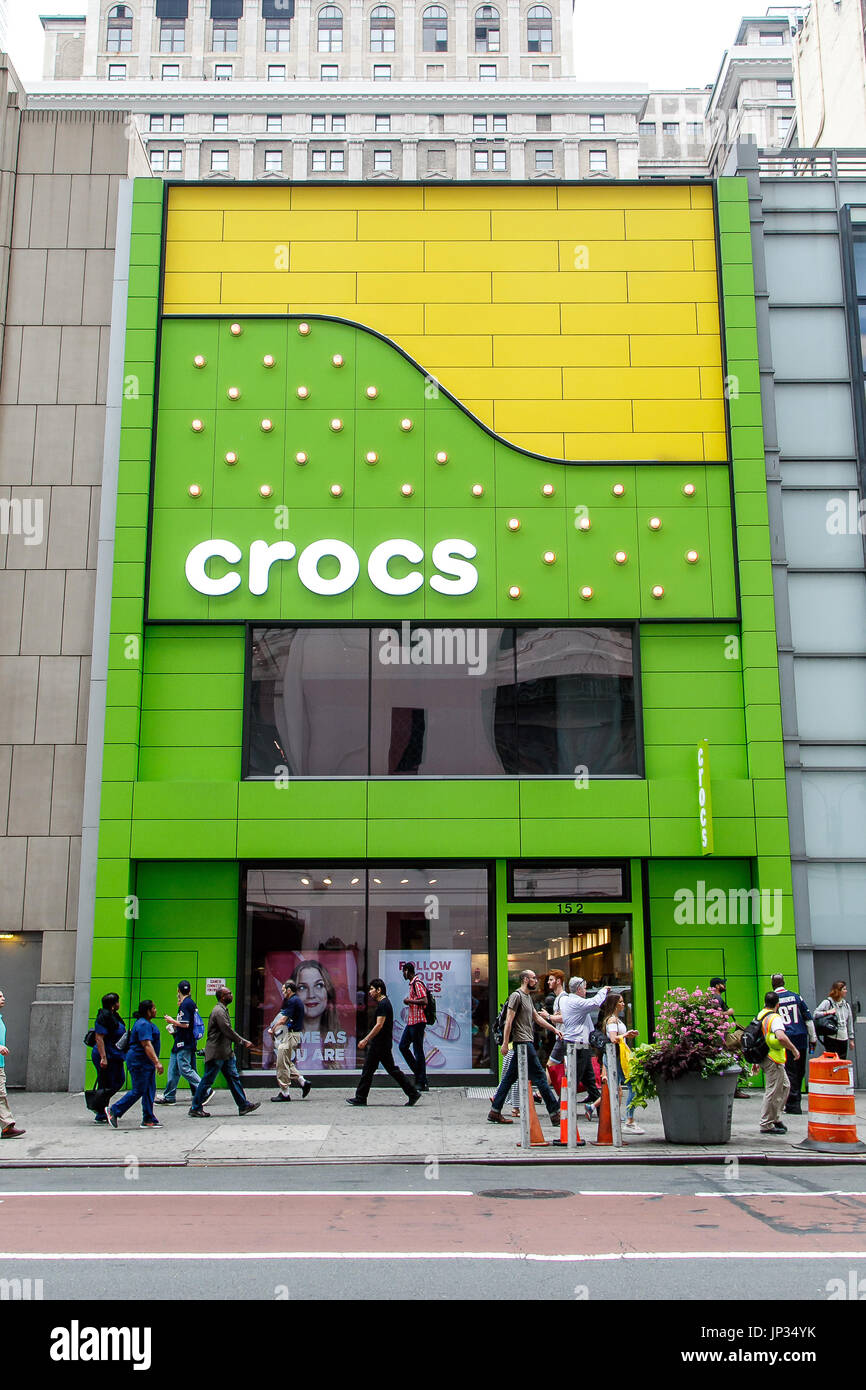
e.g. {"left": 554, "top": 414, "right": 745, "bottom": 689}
{"left": 1, "top": 1150, "right": 865, "bottom": 1169}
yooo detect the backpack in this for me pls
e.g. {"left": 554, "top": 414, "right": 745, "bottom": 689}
{"left": 419, "top": 983, "right": 437, "bottom": 1027}
{"left": 192, "top": 1008, "right": 205, "bottom": 1042}
{"left": 741, "top": 1013, "right": 771, "bottom": 1065}
{"left": 492, "top": 998, "right": 510, "bottom": 1046}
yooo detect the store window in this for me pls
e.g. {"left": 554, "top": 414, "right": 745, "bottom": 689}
{"left": 247, "top": 625, "right": 638, "bottom": 779}
{"left": 241, "top": 864, "right": 491, "bottom": 1074}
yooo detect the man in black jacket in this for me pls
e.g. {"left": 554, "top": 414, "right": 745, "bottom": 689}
{"left": 189, "top": 987, "right": 260, "bottom": 1118}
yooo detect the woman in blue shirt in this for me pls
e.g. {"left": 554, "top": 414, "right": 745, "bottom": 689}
{"left": 90, "top": 992, "right": 126, "bottom": 1125}
{"left": 108, "top": 1001, "right": 164, "bottom": 1129}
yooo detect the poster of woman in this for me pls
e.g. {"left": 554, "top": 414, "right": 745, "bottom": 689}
{"left": 262, "top": 950, "right": 358, "bottom": 1071}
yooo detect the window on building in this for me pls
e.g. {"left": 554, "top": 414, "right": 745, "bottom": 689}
{"left": 370, "top": 5, "right": 396, "bottom": 51}
{"left": 321, "top": 63, "right": 339, "bottom": 78}
{"left": 311, "top": 149, "right": 327, "bottom": 170}
{"left": 492, "top": 113, "right": 506, "bottom": 132}
{"left": 686, "top": 121, "right": 703, "bottom": 140}
{"left": 473, "top": 114, "right": 487, "bottom": 132}
{"left": 212, "top": 19, "right": 238, "bottom": 50}
{"left": 330, "top": 149, "right": 345, "bottom": 170}
{"left": 150, "top": 149, "right": 166, "bottom": 171}
{"left": 777, "top": 79, "right": 793, "bottom": 98}
{"left": 639, "top": 120, "right": 656, "bottom": 134}
{"left": 589, "top": 113, "right": 605, "bottom": 132}
{"left": 266, "top": 114, "right": 282, "bottom": 132}
{"left": 426, "top": 63, "right": 445, "bottom": 77}
{"left": 211, "top": 114, "right": 228, "bottom": 132}
{"left": 526, "top": 4, "right": 552, "bottom": 52}
{"left": 318, "top": 5, "right": 343, "bottom": 51}
{"left": 509, "top": 862, "right": 627, "bottom": 900}
{"left": 213, "top": 63, "right": 232, "bottom": 78}
{"left": 331, "top": 114, "right": 346, "bottom": 131}
{"left": 492, "top": 148, "right": 506, "bottom": 171}
{"left": 535, "top": 148, "right": 554, "bottom": 172}
{"left": 268, "top": 64, "right": 286, "bottom": 78}
{"left": 169, "top": 113, "right": 184, "bottom": 131}
{"left": 374, "top": 148, "right": 393, "bottom": 171}
{"left": 311, "top": 114, "right": 326, "bottom": 131}
{"left": 759, "top": 29, "right": 784, "bottom": 44}
{"left": 166, "top": 149, "right": 183, "bottom": 171}
{"left": 246, "top": 625, "right": 638, "bottom": 778}
{"left": 531, "top": 63, "right": 549, "bottom": 78}
{"left": 536, "top": 112, "right": 551, "bottom": 132}
{"left": 475, "top": 5, "right": 500, "bottom": 51}
{"left": 423, "top": 5, "right": 448, "bottom": 51}
{"left": 160, "top": 21, "right": 185, "bottom": 51}
{"left": 161, "top": 63, "right": 180, "bottom": 78}
{"left": 662, "top": 121, "right": 679, "bottom": 136}
{"left": 777, "top": 114, "right": 793, "bottom": 139}
{"left": 375, "top": 114, "right": 391, "bottom": 131}
{"left": 108, "top": 63, "right": 127, "bottom": 78}
{"left": 106, "top": 5, "right": 132, "bottom": 52}
{"left": 211, "top": 149, "right": 230, "bottom": 172}
{"left": 150, "top": 114, "right": 165, "bottom": 132}
{"left": 428, "top": 112, "right": 444, "bottom": 132}
{"left": 589, "top": 149, "right": 607, "bottom": 172}
{"left": 474, "top": 148, "right": 489, "bottom": 170}
{"left": 265, "top": 21, "right": 291, "bottom": 50}
{"left": 372, "top": 63, "right": 391, "bottom": 79}
{"left": 264, "top": 149, "right": 282, "bottom": 172}
{"left": 479, "top": 63, "right": 496, "bottom": 79}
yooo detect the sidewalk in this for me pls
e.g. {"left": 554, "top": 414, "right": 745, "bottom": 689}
{"left": 4, "top": 1086, "right": 866, "bottom": 1165}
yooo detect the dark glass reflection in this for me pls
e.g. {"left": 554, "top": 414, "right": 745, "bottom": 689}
{"left": 511, "top": 862, "right": 625, "bottom": 899}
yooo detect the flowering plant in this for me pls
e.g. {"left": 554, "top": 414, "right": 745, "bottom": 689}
{"left": 626, "top": 987, "right": 740, "bottom": 1108}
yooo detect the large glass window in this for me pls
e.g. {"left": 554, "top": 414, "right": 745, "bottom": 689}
{"left": 510, "top": 861, "right": 628, "bottom": 901}
{"left": 247, "top": 625, "right": 638, "bottom": 779}
{"left": 242, "top": 865, "right": 491, "bottom": 1073}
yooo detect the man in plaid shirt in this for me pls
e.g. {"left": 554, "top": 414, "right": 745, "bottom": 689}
{"left": 398, "top": 962, "right": 430, "bottom": 1092}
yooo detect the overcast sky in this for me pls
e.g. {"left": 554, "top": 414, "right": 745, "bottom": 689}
{"left": 9, "top": 0, "right": 774, "bottom": 86}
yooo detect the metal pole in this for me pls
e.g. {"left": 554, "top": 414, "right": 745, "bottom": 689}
{"left": 605, "top": 1041, "right": 623, "bottom": 1148}
{"left": 566, "top": 1041, "right": 578, "bottom": 1150}
{"left": 516, "top": 1044, "right": 531, "bottom": 1151}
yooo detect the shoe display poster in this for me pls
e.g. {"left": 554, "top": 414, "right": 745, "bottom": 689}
{"left": 378, "top": 951, "right": 473, "bottom": 1071}
{"left": 262, "top": 949, "right": 359, "bottom": 1071}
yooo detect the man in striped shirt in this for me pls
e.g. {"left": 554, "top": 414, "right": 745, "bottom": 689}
{"left": 398, "top": 962, "right": 429, "bottom": 1092}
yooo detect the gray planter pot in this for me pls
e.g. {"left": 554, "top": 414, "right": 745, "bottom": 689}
{"left": 655, "top": 1067, "right": 740, "bottom": 1145}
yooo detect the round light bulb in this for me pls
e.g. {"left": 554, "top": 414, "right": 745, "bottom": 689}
{"left": 224, "top": 451, "right": 238, "bottom": 466}
{"left": 543, "top": 550, "right": 556, "bottom": 565}
{"left": 614, "top": 550, "right": 628, "bottom": 565}
{"left": 400, "top": 483, "right": 414, "bottom": 497}
{"left": 400, "top": 418, "right": 413, "bottom": 432}
{"left": 612, "top": 483, "right": 626, "bottom": 497}
{"left": 298, "top": 322, "right": 310, "bottom": 336}
{"left": 193, "top": 354, "right": 206, "bottom": 369}
{"left": 682, "top": 482, "right": 696, "bottom": 497}
{"left": 295, "top": 451, "right": 308, "bottom": 466}
{"left": 652, "top": 584, "right": 665, "bottom": 599}
{"left": 191, "top": 418, "right": 204, "bottom": 432}
{"left": 330, "top": 483, "right": 343, "bottom": 497}
{"left": 580, "top": 586, "right": 594, "bottom": 600}
{"left": 508, "top": 585, "right": 521, "bottom": 600}
{"left": 330, "top": 418, "right": 343, "bottom": 432}
{"left": 471, "top": 484, "right": 484, "bottom": 497}
{"left": 686, "top": 549, "right": 699, "bottom": 564}
{"left": 259, "top": 484, "right": 273, "bottom": 498}
{"left": 229, "top": 323, "right": 242, "bottom": 336}
{"left": 578, "top": 517, "right": 591, "bottom": 532}
{"left": 188, "top": 484, "right": 202, "bottom": 498}
{"left": 366, "top": 385, "right": 378, "bottom": 399}
{"left": 507, "top": 517, "right": 520, "bottom": 532}
{"left": 332, "top": 354, "right": 344, "bottom": 367}
{"left": 263, "top": 354, "right": 275, "bottom": 368}
{"left": 366, "top": 450, "right": 379, "bottom": 465}
{"left": 542, "top": 483, "right": 555, "bottom": 497}
{"left": 297, "top": 386, "right": 310, "bottom": 400}
{"left": 435, "top": 451, "right": 448, "bottom": 465}
{"left": 649, "top": 516, "right": 662, "bottom": 530}
{"left": 227, "top": 386, "right": 240, "bottom": 400}
{"left": 260, "top": 418, "right": 273, "bottom": 432}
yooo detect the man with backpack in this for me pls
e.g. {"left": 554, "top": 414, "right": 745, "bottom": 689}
{"left": 771, "top": 973, "right": 817, "bottom": 1115}
{"left": 157, "top": 981, "right": 213, "bottom": 1108}
{"left": 487, "top": 969, "right": 563, "bottom": 1127}
{"left": 398, "top": 961, "right": 431, "bottom": 1093}
{"left": 743, "top": 991, "right": 801, "bottom": 1135}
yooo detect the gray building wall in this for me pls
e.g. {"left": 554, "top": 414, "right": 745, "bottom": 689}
{"left": 0, "top": 102, "right": 149, "bottom": 1089}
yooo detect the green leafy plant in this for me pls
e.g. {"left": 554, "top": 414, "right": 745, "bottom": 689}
{"left": 626, "top": 987, "right": 741, "bottom": 1107}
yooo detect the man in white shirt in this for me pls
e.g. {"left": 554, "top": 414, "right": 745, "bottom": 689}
{"left": 551, "top": 976, "right": 610, "bottom": 1119}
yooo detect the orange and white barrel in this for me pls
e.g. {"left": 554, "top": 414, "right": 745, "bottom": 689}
{"left": 798, "top": 1052, "right": 866, "bottom": 1153}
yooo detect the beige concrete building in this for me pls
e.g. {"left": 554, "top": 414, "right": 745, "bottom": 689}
{"left": 706, "top": 11, "right": 802, "bottom": 175}
{"left": 795, "top": 0, "right": 866, "bottom": 148}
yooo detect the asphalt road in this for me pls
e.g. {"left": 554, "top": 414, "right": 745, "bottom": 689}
{"left": 2, "top": 1163, "right": 866, "bottom": 1305}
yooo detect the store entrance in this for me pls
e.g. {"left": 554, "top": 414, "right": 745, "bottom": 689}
{"left": 506, "top": 915, "right": 634, "bottom": 1044}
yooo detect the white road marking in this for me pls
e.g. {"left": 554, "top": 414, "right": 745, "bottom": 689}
{"left": 0, "top": 1189, "right": 475, "bottom": 1199}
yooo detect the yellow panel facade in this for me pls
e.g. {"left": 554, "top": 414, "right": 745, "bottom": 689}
{"left": 162, "top": 183, "right": 728, "bottom": 463}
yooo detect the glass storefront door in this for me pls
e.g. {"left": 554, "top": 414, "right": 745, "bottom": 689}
{"left": 506, "top": 915, "right": 634, "bottom": 1031}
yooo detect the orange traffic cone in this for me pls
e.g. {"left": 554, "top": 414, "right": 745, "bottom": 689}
{"left": 517, "top": 1072, "right": 549, "bottom": 1147}
{"left": 595, "top": 1081, "right": 612, "bottom": 1146}
{"left": 798, "top": 1052, "right": 866, "bottom": 1153}
{"left": 556, "top": 1075, "right": 584, "bottom": 1147}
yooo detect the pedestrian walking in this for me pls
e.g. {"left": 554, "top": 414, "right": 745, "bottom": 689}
{"left": 268, "top": 979, "right": 312, "bottom": 1102}
{"left": 706, "top": 976, "right": 736, "bottom": 1020}
{"left": 487, "top": 969, "right": 563, "bottom": 1127}
{"left": 156, "top": 980, "right": 213, "bottom": 1108}
{"left": 398, "top": 961, "right": 429, "bottom": 1092}
{"left": 88, "top": 992, "right": 126, "bottom": 1124}
{"left": 597, "top": 992, "right": 644, "bottom": 1133}
{"left": 0, "top": 986, "right": 25, "bottom": 1139}
{"left": 541, "top": 970, "right": 568, "bottom": 1096}
{"left": 770, "top": 972, "right": 817, "bottom": 1115}
{"left": 189, "top": 986, "right": 261, "bottom": 1118}
{"left": 107, "top": 1001, "right": 164, "bottom": 1130}
{"left": 550, "top": 975, "right": 610, "bottom": 1124}
{"left": 752, "top": 991, "right": 800, "bottom": 1135}
{"left": 815, "top": 981, "right": 855, "bottom": 1061}
{"left": 345, "top": 980, "right": 421, "bottom": 1107}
